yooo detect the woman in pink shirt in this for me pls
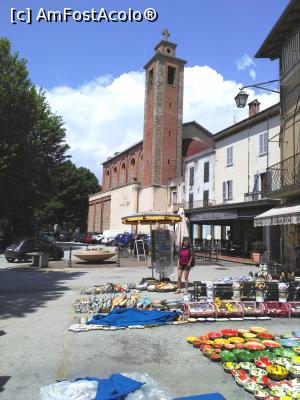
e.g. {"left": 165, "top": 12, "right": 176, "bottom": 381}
{"left": 175, "top": 237, "right": 194, "bottom": 294}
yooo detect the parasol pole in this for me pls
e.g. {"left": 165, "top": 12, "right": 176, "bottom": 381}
{"left": 150, "top": 222, "right": 154, "bottom": 278}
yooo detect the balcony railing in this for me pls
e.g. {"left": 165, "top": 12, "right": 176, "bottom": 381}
{"left": 183, "top": 199, "right": 216, "bottom": 210}
{"left": 267, "top": 152, "right": 300, "bottom": 193}
{"left": 244, "top": 191, "right": 265, "bottom": 202}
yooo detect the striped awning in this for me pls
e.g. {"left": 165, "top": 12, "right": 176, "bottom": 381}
{"left": 254, "top": 204, "right": 300, "bottom": 226}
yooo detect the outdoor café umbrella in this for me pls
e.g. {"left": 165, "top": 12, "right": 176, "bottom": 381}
{"left": 122, "top": 212, "right": 182, "bottom": 277}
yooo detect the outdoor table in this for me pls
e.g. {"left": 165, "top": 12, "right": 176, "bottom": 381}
{"left": 26, "top": 252, "right": 49, "bottom": 268}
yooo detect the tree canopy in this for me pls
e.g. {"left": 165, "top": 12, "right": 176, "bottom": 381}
{"left": 0, "top": 38, "right": 100, "bottom": 235}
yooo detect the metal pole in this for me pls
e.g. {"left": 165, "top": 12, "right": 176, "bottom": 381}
{"left": 150, "top": 224, "right": 154, "bottom": 279}
{"left": 68, "top": 246, "right": 72, "bottom": 267}
{"left": 116, "top": 246, "right": 120, "bottom": 267}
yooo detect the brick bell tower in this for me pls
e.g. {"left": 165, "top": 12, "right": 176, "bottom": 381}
{"left": 143, "top": 30, "right": 187, "bottom": 187}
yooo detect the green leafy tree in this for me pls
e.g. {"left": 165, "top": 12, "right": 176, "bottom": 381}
{"left": 0, "top": 38, "right": 69, "bottom": 234}
{"left": 36, "top": 161, "right": 100, "bottom": 232}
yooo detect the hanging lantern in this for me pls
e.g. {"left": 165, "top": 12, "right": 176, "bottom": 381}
{"left": 234, "top": 90, "right": 249, "bottom": 108}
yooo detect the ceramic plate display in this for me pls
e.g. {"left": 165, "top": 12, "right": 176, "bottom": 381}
{"left": 216, "top": 318, "right": 229, "bottom": 322}
{"left": 197, "top": 318, "right": 206, "bottom": 322}
{"left": 244, "top": 317, "right": 257, "bottom": 320}
{"left": 229, "top": 318, "right": 244, "bottom": 321}
{"left": 188, "top": 318, "right": 197, "bottom": 323}
{"left": 206, "top": 318, "right": 216, "bottom": 322}
{"left": 256, "top": 317, "right": 271, "bottom": 320}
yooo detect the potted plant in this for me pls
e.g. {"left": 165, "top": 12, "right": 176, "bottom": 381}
{"left": 251, "top": 241, "right": 266, "bottom": 263}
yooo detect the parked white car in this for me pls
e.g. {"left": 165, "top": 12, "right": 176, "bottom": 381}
{"left": 92, "top": 233, "right": 103, "bottom": 243}
{"left": 101, "top": 230, "right": 124, "bottom": 245}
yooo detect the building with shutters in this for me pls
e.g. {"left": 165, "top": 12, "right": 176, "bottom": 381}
{"left": 180, "top": 101, "right": 281, "bottom": 258}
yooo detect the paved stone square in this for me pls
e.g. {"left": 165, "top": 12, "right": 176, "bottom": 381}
{"left": 0, "top": 253, "right": 299, "bottom": 400}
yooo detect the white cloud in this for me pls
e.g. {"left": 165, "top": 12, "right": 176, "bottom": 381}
{"left": 46, "top": 65, "right": 279, "bottom": 180}
{"left": 236, "top": 54, "right": 255, "bottom": 71}
{"left": 236, "top": 54, "right": 257, "bottom": 81}
{"left": 249, "top": 69, "right": 256, "bottom": 80}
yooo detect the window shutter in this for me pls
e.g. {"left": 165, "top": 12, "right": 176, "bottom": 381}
{"left": 189, "top": 167, "right": 194, "bottom": 186}
{"left": 259, "top": 134, "right": 263, "bottom": 155}
{"left": 204, "top": 162, "right": 209, "bottom": 182}
{"left": 222, "top": 181, "right": 226, "bottom": 201}
{"left": 264, "top": 132, "right": 268, "bottom": 153}
{"left": 253, "top": 174, "right": 259, "bottom": 192}
{"left": 228, "top": 180, "right": 233, "bottom": 200}
{"left": 227, "top": 147, "right": 233, "bottom": 165}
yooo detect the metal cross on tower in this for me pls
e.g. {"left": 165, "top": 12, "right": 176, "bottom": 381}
{"left": 162, "top": 29, "right": 170, "bottom": 41}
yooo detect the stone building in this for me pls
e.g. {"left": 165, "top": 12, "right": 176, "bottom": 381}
{"left": 88, "top": 32, "right": 212, "bottom": 232}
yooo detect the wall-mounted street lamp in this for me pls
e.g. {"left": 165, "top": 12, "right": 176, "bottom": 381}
{"left": 234, "top": 79, "right": 280, "bottom": 108}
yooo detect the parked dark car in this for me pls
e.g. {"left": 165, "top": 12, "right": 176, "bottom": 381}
{"left": 4, "top": 238, "right": 64, "bottom": 262}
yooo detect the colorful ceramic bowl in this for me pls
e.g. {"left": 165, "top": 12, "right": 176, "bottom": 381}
{"left": 293, "top": 346, "right": 300, "bottom": 355}
{"left": 292, "top": 355, "right": 300, "bottom": 365}
{"left": 254, "top": 389, "right": 270, "bottom": 399}
{"left": 186, "top": 336, "right": 198, "bottom": 343}
{"left": 261, "top": 340, "right": 281, "bottom": 349}
{"left": 220, "top": 329, "right": 239, "bottom": 338}
{"left": 266, "top": 365, "right": 288, "bottom": 381}
{"left": 243, "top": 381, "right": 262, "bottom": 394}
{"left": 244, "top": 342, "right": 266, "bottom": 351}
{"left": 250, "top": 327, "right": 267, "bottom": 334}
{"left": 229, "top": 337, "right": 245, "bottom": 344}
{"left": 222, "top": 361, "right": 240, "bottom": 373}
{"left": 210, "top": 354, "right": 221, "bottom": 362}
{"left": 288, "top": 365, "right": 300, "bottom": 378}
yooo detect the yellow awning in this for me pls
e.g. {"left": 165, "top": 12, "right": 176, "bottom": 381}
{"left": 122, "top": 212, "right": 181, "bottom": 225}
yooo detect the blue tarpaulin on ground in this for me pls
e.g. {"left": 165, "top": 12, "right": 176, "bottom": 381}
{"left": 83, "top": 374, "right": 144, "bottom": 400}
{"left": 87, "top": 308, "right": 180, "bottom": 327}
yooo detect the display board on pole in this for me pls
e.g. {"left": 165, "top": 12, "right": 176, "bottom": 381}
{"left": 134, "top": 239, "right": 146, "bottom": 261}
{"left": 151, "top": 229, "right": 174, "bottom": 279}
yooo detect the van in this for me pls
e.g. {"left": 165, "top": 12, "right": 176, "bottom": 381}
{"left": 101, "top": 230, "right": 125, "bottom": 246}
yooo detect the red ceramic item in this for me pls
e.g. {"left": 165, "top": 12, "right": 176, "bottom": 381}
{"left": 220, "top": 329, "right": 239, "bottom": 338}
{"left": 208, "top": 332, "right": 222, "bottom": 339}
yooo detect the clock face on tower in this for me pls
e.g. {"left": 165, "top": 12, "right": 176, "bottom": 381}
{"left": 142, "top": 33, "right": 187, "bottom": 187}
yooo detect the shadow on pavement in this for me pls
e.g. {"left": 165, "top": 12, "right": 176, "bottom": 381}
{"left": 0, "top": 376, "right": 10, "bottom": 393}
{"left": 0, "top": 269, "right": 85, "bottom": 319}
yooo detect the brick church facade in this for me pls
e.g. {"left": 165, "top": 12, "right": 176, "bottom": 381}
{"left": 88, "top": 32, "right": 213, "bottom": 232}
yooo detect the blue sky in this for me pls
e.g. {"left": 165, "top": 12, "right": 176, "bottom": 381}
{"left": 0, "top": 0, "right": 288, "bottom": 178}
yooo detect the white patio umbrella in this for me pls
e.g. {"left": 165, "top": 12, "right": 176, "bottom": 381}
{"left": 175, "top": 207, "right": 189, "bottom": 246}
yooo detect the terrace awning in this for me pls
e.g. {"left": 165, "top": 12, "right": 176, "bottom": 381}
{"left": 254, "top": 204, "right": 300, "bottom": 226}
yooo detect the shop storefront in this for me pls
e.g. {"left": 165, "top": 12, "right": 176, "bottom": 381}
{"left": 254, "top": 204, "right": 300, "bottom": 275}
{"left": 186, "top": 200, "right": 279, "bottom": 258}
